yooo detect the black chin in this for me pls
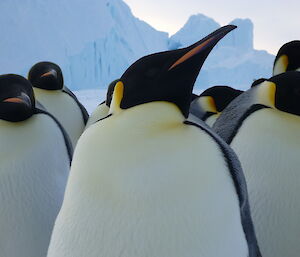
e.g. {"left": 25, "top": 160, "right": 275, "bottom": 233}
{"left": 0, "top": 102, "right": 33, "bottom": 122}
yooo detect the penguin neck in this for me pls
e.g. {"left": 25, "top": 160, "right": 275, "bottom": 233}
{"left": 33, "top": 87, "right": 62, "bottom": 94}
{"left": 111, "top": 101, "right": 186, "bottom": 127}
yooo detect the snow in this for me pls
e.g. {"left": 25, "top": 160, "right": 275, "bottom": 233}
{"left": 74, "top": 89, "right": 106, "bottom": 114}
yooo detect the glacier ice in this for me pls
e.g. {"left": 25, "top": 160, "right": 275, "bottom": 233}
{"left": 0, "top": 1, "right": 274, "bottom": 91}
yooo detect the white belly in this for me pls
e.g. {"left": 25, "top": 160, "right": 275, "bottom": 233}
{"left": 205, "top": 114, "right": 218, "bottom": 127}
{"left": 34, "top": 88, "right": 85, "bottom": 148}
{"left": 0, "top": 115, "right": 70, "bottom": 257}
{"left": 48, "top": 104, "right": 248, "bottom": 257}
{"left": 231, "top": 108, "right": 300, "bottom": 257}
{"left": 85, "top": 103, "right": 109, "bottom": 129}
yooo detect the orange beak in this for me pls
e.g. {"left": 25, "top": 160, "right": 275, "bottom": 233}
{"left": 3, "top": 97, "right": 25, "bottom": 103}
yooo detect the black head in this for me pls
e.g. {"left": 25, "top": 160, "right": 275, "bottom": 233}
{"left": 118, "top": 25, "right": 237, "bottom": 117}
{"left": 200, "top": 86, "right": 243, "bottom": 112}
{"left": 268, "top": 71, "right": 300, "bottom": 116}
{"left": 0, "top": 74, "right": 35, "bottom": 122}
{"left": 273, "top": 41, "right": 300, "bottom": 75}
{"left": 28, "top": 61, "right": 64, "bottom": 90}
{"left": 106, "top": 79, "right": 120, "bottom": 107}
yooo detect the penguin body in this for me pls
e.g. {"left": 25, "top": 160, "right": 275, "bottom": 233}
{"left": 273, "top": 40, "right": 300, "bottom": 75}
{"left": 213, "top": 71, "right": 300, "bottom": 257}
{"left": 47, "top": 26, "right": 260, "bottom": 257}
{"left": 48, "top": 103, "right": 251, "bottom": 257}
{"left": 189, "top": 86, "right": 242, "bottom": 126}
{"left": 29, "top": 62, "right": 88, "bottom": 148}
{"left": 33, "top": 86, "right": 87, "bottom": 147}
{"left": 0, "top": 75, "right": 71, "bottom": 257}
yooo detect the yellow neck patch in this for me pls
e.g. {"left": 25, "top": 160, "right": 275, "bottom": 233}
{"left": 109, "top": 81, "right": 124, "bottom": 115}
{"left": 273, "top": 55, "right": 289, "bottom": 76}
{"left": 199, "top": 96, "right": 218, "bottom": 113}
{"left": 256, "top": 81, "right": 276, "bottom": 108}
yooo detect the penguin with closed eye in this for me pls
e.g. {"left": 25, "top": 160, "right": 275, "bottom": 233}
{"left": 0, "top": 74, "right": 72, "bottom": 257}
{"left": 28, "top": 62, "right": 88, "bottom": 148}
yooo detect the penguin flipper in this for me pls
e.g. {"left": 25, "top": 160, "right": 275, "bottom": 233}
{"left": 34, "top": 108, "right": 73, "bottom": 164}
{"left": 184, "top": 120, "right": 262, "bottom": 257}
{"left": 62, "top": 86, "right": 89, "bottom": 124}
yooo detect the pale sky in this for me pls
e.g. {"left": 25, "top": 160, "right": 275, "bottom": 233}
{"left": 124, "top": 0, "right": 300, "bottom": 54}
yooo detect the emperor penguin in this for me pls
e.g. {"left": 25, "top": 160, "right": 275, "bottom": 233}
{"left": 47, "top": 25, "right": 261, "bottom": 257}
{"left": 213, "top": 71, "right": 300, "bottom": 257}
{"left": 85, "top": 79, "right": 119, "bottom": 129}
{"left": 0, "top": 74, "right": 72, "bottom": 257}
{"left": 28, "top": 62, "right": 89, "bottom": 148}
{"left": 189, "top": 86, "right": 243, "bottom": 126}
{"left": 273, "top": 40, "right": 300, "bottom": 75}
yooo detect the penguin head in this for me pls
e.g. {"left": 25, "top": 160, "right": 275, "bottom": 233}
{"left": 112, "top": 25, "right": 236, "bottom": 118}
{"left": 28, "top": 61, "right": 64, "bottom": 90}
{"left": 0, "top": 74, "right": 35, "bottom": 122}
{"left": 256, "top": 71, "right": 300, "bottom": 116}
{"left": 199, "top": 86, "right": 243, "bottom": 113}
{"left": 271, "top": 71, "right": 300, "bottom": 116}
{"left": 273, "top": 41, "right": 300, "bottom": 76}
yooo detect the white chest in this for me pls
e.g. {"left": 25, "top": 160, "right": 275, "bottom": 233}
{"left": 48, "top": 104, "right": 248, "bottom": 257}
{"left": 231, "top": 108, "right": 300, "bottom": 257}
{"left": 34, "top": 88, "right": 85, "bottom": 147}
{"left": 0, "top": 116, "right": 70, "bottom": 257}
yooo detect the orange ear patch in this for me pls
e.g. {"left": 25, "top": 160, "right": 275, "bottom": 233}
{"left": 3, "top": 97, "right": 24, "bottom": 103}
{"left": 273, "top": 55, "right": 289, "bottom": 76}
{"left": 199, "top": 96, "right": 218, "bottom": 113}
{"left": 256, "top": 81, "right": 276, "bottom": 108}
{"left": 40, "top": 70, "right": 57, "bottom": 78}
{"left": 109, "top": 81, "right": 124, "bottom": 114}
{"left": 168, "top": 37, "right": 215, "bottom": 71}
